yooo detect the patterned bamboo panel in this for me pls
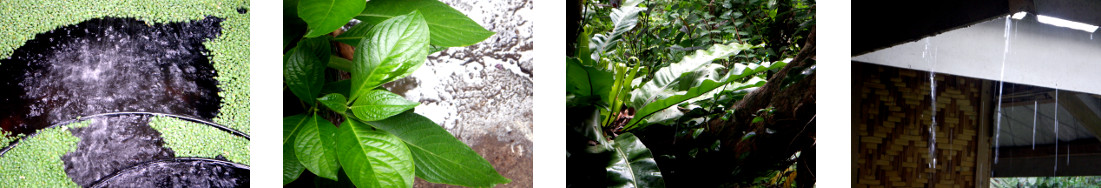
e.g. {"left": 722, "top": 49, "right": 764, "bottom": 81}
{"left": 854, "top": 64, "right": 983, "bottom": 187}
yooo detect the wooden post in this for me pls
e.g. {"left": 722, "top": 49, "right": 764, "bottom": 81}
{"left": 975, "top": 80, "right": 993, "bottom": 188}
{"left": 852, "top": 62, "right": 864, "bottom": 185}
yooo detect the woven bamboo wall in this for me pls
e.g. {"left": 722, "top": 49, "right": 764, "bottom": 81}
{"left": 853, "top": 63, "right": 985, "bottom": 187}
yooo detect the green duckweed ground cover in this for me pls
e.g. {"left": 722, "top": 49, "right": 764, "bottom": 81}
{"left": 0, "top": 121, "right": 89, "bottom": 187}
{"left": 0, "top": 0, "right": 250, "bottom": 185}
{"left": 149, "top": 116, "right": 249, "bottom": 165}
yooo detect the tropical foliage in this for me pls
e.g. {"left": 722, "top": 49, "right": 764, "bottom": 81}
{"left": 283, "top": 0, "right": 509, "bottom": 187}
{"left": 991, "top": 176, "right": 1101, "bottom": 188}
{"left": 567, "top": 0, "right": 815, "bottom": 186}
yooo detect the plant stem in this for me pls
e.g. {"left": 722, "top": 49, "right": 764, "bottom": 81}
{"left": 327, "top": 55, "right": 353, "bottom": 72}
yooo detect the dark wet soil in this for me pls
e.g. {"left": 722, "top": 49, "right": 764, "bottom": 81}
{"left": 0, "top": 17, "right": 223, "bottom": 135}
{"left": 90, "top": 158, "right": 249, "bottom": 188}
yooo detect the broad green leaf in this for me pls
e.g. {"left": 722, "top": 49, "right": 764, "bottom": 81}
{"left": 284, "top": 37, "right": 330, "bottom": 103}
{"left": 367, "top": 112, "right": 511, "bottom": 187}
{"left": 283, "top": 140, "right": 305, "bottom": 185}
{"left": 590, "top": 0, "right": 646, "bottom": 61}
{"left": 318, "top": 93, "right": 349, "bottom": 113}
{"left": 337, "top": 23, "right": 445, "bottom": 55}
{"left": 629, "top": 42, "right": 753, "bottom": 109}
{"left": 284, "top": 114, "right": 308, "bottom": 144}
{"left": 606, "top": 133, "right": 665, "bottom": 188}
{"left": 350, "top": 11, "right": 429, "bottom": 100}
{"left": 566, "top": 58, "right": 614, "bottom": 107}
{"left": 576, "top": 28, "right": 594, "bottom": 65}
{"left": 624, "top": 42, "right": 756, "bottom": 126}
{"left": 625, "top": 61, "right": 784, "bottom": 131}
{"left": 294, "top": 114, "right": 341, "bottom": 180}
{"left": 298, "top": 0, "right": 366, "bottom": 38}
{"left": 565, "top": 58, "right": 590, "bottom": 97}
{"left": 334, "top": 23, "right": 372, "bottom": 46}
{"left": 651, "top": 42, "right": 754, "bottom": 91}
{"left": 283, "top": 0, "right": 307, "bottom": 50}
{"left": 357, "top": 0, "right": 494, "bottom": 47}
{"left": 338, "top": 118, "right": 415, "bottom": 188}
{"left": 350, "top": 90, "right": 419, "bottom": 121}
{"left": 283, "top": 114, "right": 308, "bottom": 185}
{"left": 577, "top": 108, "right": 611, "bottom": 152}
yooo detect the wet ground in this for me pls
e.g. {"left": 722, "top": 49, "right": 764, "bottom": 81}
{"left": 381, "top": 0, "right": 534, "bottom": 187}
{"left": 62, "top": 115, "right": 174, "bottom": 186}
{"left": 0, "top": 16, "right": 247, "bottom": 186}
{"left": 90, "top": 158, "right": 249, "bottom": 187}
{"left": 0, "top": 17, "right": 223, "bottom": 135}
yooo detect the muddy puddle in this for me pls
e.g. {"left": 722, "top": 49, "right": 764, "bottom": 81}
{"left": 0, "top": 16, "right": 246, "bottom": 186}
{"left": 90, "top": 158, "right": 249, "bottom": 187}
{"left": 380, "top": 0, "right": 534, "bottom": 186}
{"left": 0, "top": 17, "right": 223, "bottom": 136}
{"left": 63, "top": 115, "right": 175, "bottom": 186}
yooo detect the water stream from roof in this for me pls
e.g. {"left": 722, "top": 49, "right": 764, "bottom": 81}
{"left": 1054, "top": 89, "right": 1059, "bottom": 176}
{"left": 994, "top": 16, "right": 1012, "bottom": 165}
{"left": 924, "top": 38, "right": 937, "bottom": 169}
{"left": 1033, "top": 100, "right": 1037, "bottom": 149}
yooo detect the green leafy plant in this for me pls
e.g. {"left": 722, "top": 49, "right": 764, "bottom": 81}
{"left": 283, "top": 0, "right": 508, "bottom": 187}
{"left": 568, "top": 0, "right": 814, "bottom": 186}
{"left": 991, "top": 176, "right": 1101, "bottom": 188}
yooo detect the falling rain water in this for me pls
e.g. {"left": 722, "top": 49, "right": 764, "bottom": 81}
{"left": 1032, "top": 100, "right": 1037, "bottom": 149}
{"left": 993, "top": 16, "right": 1013, "bottom": 164}
{"left": 0, "top": 17, "right": 231, "bottom": 185}
{"left": 924, "top": 38, "right": 938, "bottom": 169}
{"left": 1054, "top": 89, "right": 1059, "bottom": 176}
{"left": 0, "top": 17, "right": 223, "bottom": 135}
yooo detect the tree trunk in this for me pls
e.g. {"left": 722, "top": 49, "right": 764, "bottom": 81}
{"left": 712, "top": 26, "right": 816, "bottom": 186}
